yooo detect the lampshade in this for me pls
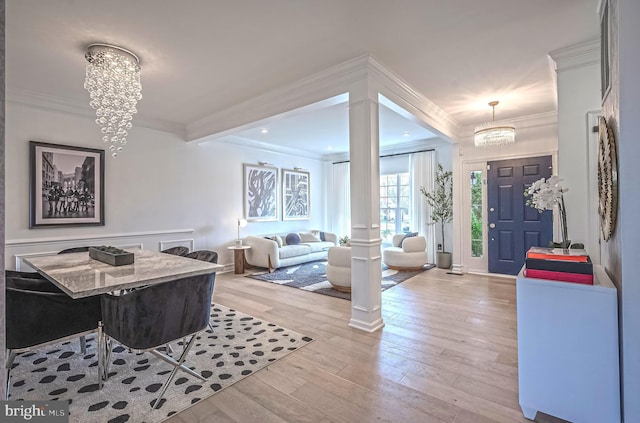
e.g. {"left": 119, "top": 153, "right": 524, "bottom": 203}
{"left": 238, "top": 218, "right": 248, "bottom": 228}
{"left": 474, "top": 101, "right": 515, "bottom": 147}
{"left": 84, "top": 44, "right": 142, "bottom": 158}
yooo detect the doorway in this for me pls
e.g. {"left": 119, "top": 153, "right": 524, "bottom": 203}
{"left": 487, "top": 156, "right": 553, "bottom": 275}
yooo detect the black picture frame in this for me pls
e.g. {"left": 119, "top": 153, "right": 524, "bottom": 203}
{"left": 29, "top": 141, "right": 105, "bottom": 228}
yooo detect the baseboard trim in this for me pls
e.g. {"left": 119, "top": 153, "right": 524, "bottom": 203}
{"left": 348, "top": 318, "right": 385, "bottom": 333}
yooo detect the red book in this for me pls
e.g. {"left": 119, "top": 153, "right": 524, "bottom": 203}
{"left": 524, "top": 268, "right": 594, "bottom": 285}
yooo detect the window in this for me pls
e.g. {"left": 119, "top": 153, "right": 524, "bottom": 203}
{"left": 470, "top": 171, "right": 483, "bottom": 257}
{"left": 380, "top": 173, "right": 410, "bottom": 242}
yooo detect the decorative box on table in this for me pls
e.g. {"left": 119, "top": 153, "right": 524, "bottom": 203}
{"left": 89, "top": 246, "right": 135, "bottom": 266}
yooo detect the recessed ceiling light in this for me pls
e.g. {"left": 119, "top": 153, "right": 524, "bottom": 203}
{"left": 403, "top": 132, "right": 410, "bottom": 137}
{"left": 261, "top": 128, "right": 268, "bottom": 134}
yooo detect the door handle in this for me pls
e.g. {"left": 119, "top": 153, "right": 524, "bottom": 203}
{"left": 489, "top": 223, "right": 496, "bottom": 228}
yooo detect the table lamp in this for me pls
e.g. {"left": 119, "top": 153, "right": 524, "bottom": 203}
{"left": 236, "top": 218, "right": 248, "bottom": 247}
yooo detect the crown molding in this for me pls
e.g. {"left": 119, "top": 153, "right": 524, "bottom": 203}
{"left": 549, "top": 38, "right": 600, "bottom": 72}
{"left": 6, "top": 87, "right": 187, "bottom": 138}
{"left": 218, "top": 135, "right": 325, "bottom": 160}
{"left": 458, "top": 110, "right": 558, "bottom": 142}
{"left": 186, "top": 54, "right": 460, "bottom": 143}
{"left": 186, "top": 55, "right": 371, "bottom": 142}
{"left": 324, "top": 137, "right": 445, "bottom": 163}
{"left": 367, "top": 56, "right": 461, "bottom": 140}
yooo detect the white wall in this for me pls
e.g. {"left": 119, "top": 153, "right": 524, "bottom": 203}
{"left": 5, "top": 103, "right": 328, "bottom": 268}
{"left": 552, "top": 47, "right": 601, "bottom": 258}
{"left": 602, "top": 0, "right": 640, "bottom": 420}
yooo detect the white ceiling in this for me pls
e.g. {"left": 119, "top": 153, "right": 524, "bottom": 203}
{"left": 6, "top": 0, "right": 599, "bottom": 155}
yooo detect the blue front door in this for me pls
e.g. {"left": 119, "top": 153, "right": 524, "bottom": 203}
{"left": 487, "top": 156, "right": 553, "bottom": 275}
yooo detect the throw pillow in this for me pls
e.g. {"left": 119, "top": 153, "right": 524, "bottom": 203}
{"left": 274, "top": 235, "right": 283, "bottom": 247}
{"left": 299, "top": 232, "right": 321, "bottom": 242}
{"left": 399, "top": 232, "right": 419, "bottom": 247}
{"left": 311, "top": 230, "right": 327, "bottom": 241}
{"left": 285, "top": 233, "right": 301, "bottom": 245}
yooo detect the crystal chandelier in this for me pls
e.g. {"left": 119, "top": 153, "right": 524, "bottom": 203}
{"left": 84, "top": 44, "right": 142, "bottom": 158}
{"left": 474, "top": 101, "right": 515, "bottom": 147}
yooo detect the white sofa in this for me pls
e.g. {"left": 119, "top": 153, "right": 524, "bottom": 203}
{"left": 244, "top": 230, "right": 338, "bottom": 271}
{"left": 382, "top": 233, "right": 428, "bottom": 270}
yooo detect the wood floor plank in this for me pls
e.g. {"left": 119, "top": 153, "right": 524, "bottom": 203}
{"left": 166, "top": 267, "right": 567, "bottom": 423}
{"left": 233, "top": 375, "right": 331, "bottom": 423}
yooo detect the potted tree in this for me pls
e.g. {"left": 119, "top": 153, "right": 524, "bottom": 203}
{"left": 420, "top": 163, "right": 453, "bottom": 269}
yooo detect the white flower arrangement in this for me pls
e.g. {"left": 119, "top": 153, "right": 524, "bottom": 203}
{"left": 524, "top": 176, "right": 570, "bottom": 248}
{"left": 525, "top": 176, "right": 568, "bottom": 211}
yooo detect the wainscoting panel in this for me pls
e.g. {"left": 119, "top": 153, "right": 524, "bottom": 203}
{"left": 6, "top": 229, "right": 195, "bottom": 271}
{"left": 159, "top": 238, "right": 195, "bottom": 253}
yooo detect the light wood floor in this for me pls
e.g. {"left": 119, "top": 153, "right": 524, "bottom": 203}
{"left": 168, "top": 268, "right": 567, "bottom": 423}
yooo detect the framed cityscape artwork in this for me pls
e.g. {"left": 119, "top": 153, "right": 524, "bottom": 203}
{"left": 282, "top": 168, "right": 310, "bottom": 220}
{"left": 243, "top": 163, "right": 279, "bottom": 222}
{"left": 29, "top": 141, "right": 105, "bottom": 228}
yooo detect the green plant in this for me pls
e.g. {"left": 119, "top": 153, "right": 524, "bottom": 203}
{"left": 339, "top": 235, "right": 350, "bottom": 246}
{"left": 420, "top": 163, "right": 453, "bottom": 253}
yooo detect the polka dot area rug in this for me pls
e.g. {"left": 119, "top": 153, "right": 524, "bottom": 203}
{"left": 7, "top": 304, "right": 313, "bottom": 423}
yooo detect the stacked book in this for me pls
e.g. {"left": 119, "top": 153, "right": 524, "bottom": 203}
{"left": 524, "top": 247, "right": 593, "bottom": 285}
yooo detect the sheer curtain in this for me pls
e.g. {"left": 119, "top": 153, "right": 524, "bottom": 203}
{"left": 331, "top": 162, "right": 351, "bottom": 238}
{"left": 410, "top": 151, "right": 436, "bottom": 264}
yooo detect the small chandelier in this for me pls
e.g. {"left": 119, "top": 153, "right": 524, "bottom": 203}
{"left": 84, "top": 44, "right": 142, "bottom": 158}
{"left": 474, "top": 101, "right": 515, "bottom": 147}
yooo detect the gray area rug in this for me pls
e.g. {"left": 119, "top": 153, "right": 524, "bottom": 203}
{"left": 8, "top": 304, "right": 313, "bottom": 423}
{"left": 247, "top": 260, "right": 435, "bottom": 300}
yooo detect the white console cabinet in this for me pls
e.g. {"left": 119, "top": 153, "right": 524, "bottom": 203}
{"left": 516, "top": 265, "right": 620, "bottom": 422}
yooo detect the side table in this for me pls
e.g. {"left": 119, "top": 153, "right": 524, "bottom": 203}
{"left": 227, "top": 246, "right": 251, "bottom": 274}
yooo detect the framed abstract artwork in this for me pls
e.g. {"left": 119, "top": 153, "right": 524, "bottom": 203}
{"left": 29, "top": 141, "right": 105, "bottom": 228}
{"left": 282, "top": 168, "right": 310, "bottom": 220}
{"left": 243, "top": 163, "right": 279, "bottom": 222}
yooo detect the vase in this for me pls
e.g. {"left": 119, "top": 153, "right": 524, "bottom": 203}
{"left": 549, "top": 240, "right": 571, "bottom": 249}
{"left": 436, "top": 252, "right": 452, "bottom": 269}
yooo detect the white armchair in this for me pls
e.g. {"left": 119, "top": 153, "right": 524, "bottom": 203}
{"left": 326, "top": 246, "right": 351, "bottom": 292}
{"left": 383, "top": 234, "right": 427, "bottom": 270}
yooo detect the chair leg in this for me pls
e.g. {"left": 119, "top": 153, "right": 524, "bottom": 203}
{"left": 151, "top": 334, "right": 200, "bottom": 409}
{"left": 97, "top": 322, "right": 112, "bottom": 389}
{"left": 5, "top": 349, "right": 16, "bottom": 400}
{"left": 80, "top": 336, "right": 87, "bottom": 354}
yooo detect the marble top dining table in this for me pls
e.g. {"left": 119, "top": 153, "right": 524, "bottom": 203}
{"left": 23, "top": 249, "right": 223, "bottom": 299}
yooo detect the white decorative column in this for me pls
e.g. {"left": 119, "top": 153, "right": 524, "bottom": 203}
{"left": 348, "top": 78, "right": 384, "bottom": 332}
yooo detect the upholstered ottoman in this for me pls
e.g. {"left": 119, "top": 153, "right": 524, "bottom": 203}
{"left": 383, "top": 235, "right": 427, "bottom": 270}
{"left": 326, "top": 246, "right": 351, "bottom": 293}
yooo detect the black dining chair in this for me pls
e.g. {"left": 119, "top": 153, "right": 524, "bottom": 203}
{"left": 58, "top": 246, "right": 92, "bottom": 254}
{"left": 5, "top": 275, "right": 103, "bottom": 399}
{"left": 161, "top": 246, "right": 190, "bottom": 256}
{"left": 98, "top": 272, "right": 216, "bottom": 409}
{"left": 184, "top": 250, "right": 219, "bottom": 332}
{"left": 185, "top": 250, "right": 218, "bottom": 263}
{"left": 57, "top": 246, "right": 98, "bottom": 352}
